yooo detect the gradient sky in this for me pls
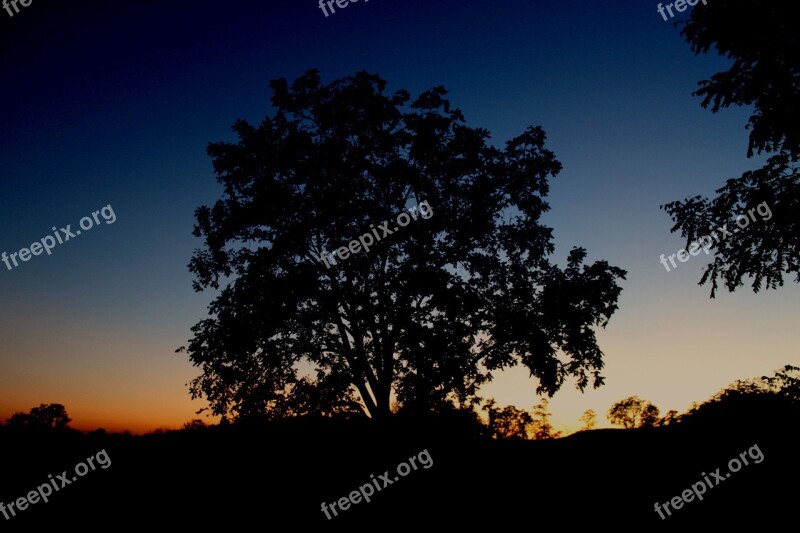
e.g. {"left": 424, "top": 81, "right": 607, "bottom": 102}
{"left": 1, "top": 0, "right": 797, "bottom": 434}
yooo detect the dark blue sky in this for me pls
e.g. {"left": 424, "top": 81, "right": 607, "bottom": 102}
{"left": 1, "top": 0, "right": 796, "bottom": 432}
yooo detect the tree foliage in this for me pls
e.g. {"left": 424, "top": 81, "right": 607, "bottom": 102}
{"left": 181, "top": 69, "right": 627, "bottom": 420}
{"left": 662, "top": 0, "right": 799, "bottom": 296}
{"left": 679, "top": 365, "right": 800, "bottom": 428}
{"left": 530, "top": 397, "right": 561, "bottom": 440}
{"left": 482, "top": 397, "right": 560, "bottom": 440}
{"left": 483, "top": 398, "right": 533, "bottom": 439}
{"left": 579, "top": 408, "right": 597, "bottom": 431}
{"left": 660, "top": 410, "right": 680, "bottom": 427}
{"left": 688, "top": 364, "right": 800, "bottom": 411}
{"left": 607, "top": 396, "right": 660, "bottom": 429}
{"left": 6, "top": 403, "right": 72, "bottom": 430}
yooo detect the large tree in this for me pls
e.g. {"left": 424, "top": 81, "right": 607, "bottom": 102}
{"left": 181, "top": 69, "right": 626, "bottom": 421}
{"left": 662, "top": 0, "right": 799, "bottom": 296}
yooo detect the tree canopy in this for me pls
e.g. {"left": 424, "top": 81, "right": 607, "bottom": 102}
{"left": 579, "top": 409, "right": 597, "bottom": 431}
{"left": 6, "top": 403, "right": 72, "bottom": 430}
{"left": 607, "top": 396, "right": 660, "bottom": 429}
{"left": 482, "top": 399, "right": 532, "bottom": 440}
{"left": 662, "top": 0, "right": 799, "bottom": 296}
{"left": 678, "top": 365, "right": 800, "bottom": 429}
{"left": 481, "top": 398, "right": 560, "bottom": 440}
{"left": 181, "top": 69, "right": 626, "bottom": 421}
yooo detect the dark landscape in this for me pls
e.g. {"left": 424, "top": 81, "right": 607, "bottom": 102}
{"left": 1, "top": 1, "right": 798, "bottom": 528}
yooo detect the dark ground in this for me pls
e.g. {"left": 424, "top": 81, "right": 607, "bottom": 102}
{"left": 1, "top": 407, "right": 797, "bottom": 529}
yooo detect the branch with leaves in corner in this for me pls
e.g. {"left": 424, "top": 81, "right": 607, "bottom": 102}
{"left": 663, "top": 0, "right": 799, "bottom": 296}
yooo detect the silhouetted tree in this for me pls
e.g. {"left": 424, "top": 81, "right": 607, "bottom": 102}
{"left": 680, "top": 365, "right": 800, "bottom": 429}
{"left": 607, "top": 396, "right": 660, "bottom": 429}
{"left": 716, "top": 364, "right": 800, "bottom": 402}
{"left": 579, "top": 408, "right": 597, "bottom": 430}
{"left": 181, "top": 69, "right": 626, "bottom": 421}
{"left": 7, "top": 403, "right": 72, "bottom": 430}
{"left": 660, "top": 409, "right": 680, "bottom": 426}
{"left": 764, "top": 364, "right": 800, "bottom": 401}
{"left": 690, "top": 365, "right": 799, "bottom": 411}
{"left": 530, "top": 397, "right": 560, "bottom": 439}
{"left": 662, "top": 0, "right": 799, "bottom": 296}
{"left": 182, "top": 419, "right": 208, "bottom": 431}
{"left": 482, "top": 399, "right": 532, "bottom": 439}
{"left": 640, "top": 403, "right": 661, "bottom": 427}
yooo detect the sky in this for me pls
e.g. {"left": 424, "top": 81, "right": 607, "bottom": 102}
{"left": 1, "top": 0, "right": 797, "bottom": 434}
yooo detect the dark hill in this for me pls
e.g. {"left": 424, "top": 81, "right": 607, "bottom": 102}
{"left": 1, "top": 407, "right": 797, "bottom": 529}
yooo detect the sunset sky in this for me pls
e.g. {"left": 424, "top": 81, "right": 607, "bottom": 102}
{"left": 1, "top": 0, "right": 797, "bottom": 434}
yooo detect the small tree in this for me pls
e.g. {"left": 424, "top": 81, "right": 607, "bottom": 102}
{"left": 764, "top": 365, "right": 800, "bottom": 401}
{"left": 579, "top": 409, "right": 597, "bottom": 431}
{"left": 7, "top": 403, "right": 72, "bottom": 430}
{"left": 660, "top": 410, "right": 680, "bottom": 426}
{"left": 483, "top": 399, "right": 532, "bottom": 439}
{"left": 530, "top": 398, "right": 561, "bottom": 440}
{"left": 182, "top": 419, "right": 208, "bottom": 431}
{"left": 607, "top": 396, "right": 660, "bottom": 429}
{"left": 640, "top": 403, "right": 661, "bottom": 428}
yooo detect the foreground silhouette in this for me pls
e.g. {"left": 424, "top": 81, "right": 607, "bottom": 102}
{"left": 662, "top": 0, "right": 799, "bottom": 296}
{"left": 180, "top": 69, "right": 626, "bottom": 422}
{"left": 2, "top": 366, "right": 797, "bottom": 527}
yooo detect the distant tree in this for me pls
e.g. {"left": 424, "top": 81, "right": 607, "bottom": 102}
{"left": 712, "top": 364, "right": 800, "bottom": 402}
{"left": 579, "top": 409, "right": 597, "bottom": 431}
{"left": 607, "top": 396, "right": 660, "bottom": 429}
{"left": 640, "top": 402, "right": 661, "bottom": 428}
{"left": 681, "top": 365, "right": 800, "bottom": 428}
{"left": 530, "top": 398, "right": 561, "bottom": 440}
{"left": 482, "top": 399, "right": 532, "bottom": 439}
{"left": 764, "top": 364, "right": 800, "bottom": 401}
{"left": 7, "top": 403, "right": 72, "bottom": 430}
{"left": 660, "top": 410, "right": 680, "bottom": 426}
{"left": 181, "top": 69, "right": 627, "bottom": 421}
{"left": 182, "top": 419, "right": 208, "bottom": 431}
{"left": 687, "top": 364, "right": 800, "bottom": 412}
{"left": 662, "top": 0, "right": 799, "bottom": 296}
